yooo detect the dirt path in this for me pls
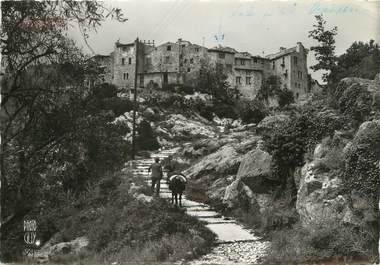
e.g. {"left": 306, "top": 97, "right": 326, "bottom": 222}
{"left": 131, "top": 147, "right": 270, "bottom": 265}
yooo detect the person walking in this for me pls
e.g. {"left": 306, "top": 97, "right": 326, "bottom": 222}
{"left": 148, "top": 157, "right": 163, "bottom": 196}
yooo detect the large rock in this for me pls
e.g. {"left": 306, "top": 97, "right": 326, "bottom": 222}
{"left": 296, "top": 161, "right": 356, "bottom": 227}
{"left": 184, "top": 145, "right": 241, "bottom": 179}
{"left": 237, "top": 149, "right": 275, "bottom": 193}
{"left": 36, "top": 236, "right": 89, "bottom": 262}
{"left": 160, "top": 114, "right": 217, "bottom": 140}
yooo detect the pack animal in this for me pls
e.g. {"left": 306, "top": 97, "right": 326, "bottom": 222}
{"left": 168, "top": 174, "right": 187, "bottom": 206}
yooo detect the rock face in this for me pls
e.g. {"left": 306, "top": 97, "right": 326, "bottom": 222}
{"left": 36, "top": 236, "right": 89, "bottom": 262}
{"left": 160, "top": 114, "right": 217, "bottom": 140}
{"left": 296, "top": 161, "right": 355, "bottom": 226}
{"left": 184, "top": 145, "right": 241, "bottom": 179}
{"left": 237, "top": 149, "right": 274, "bottom": 193}
{"left": 222, "top": 147, "right": 276, "bottom": 214}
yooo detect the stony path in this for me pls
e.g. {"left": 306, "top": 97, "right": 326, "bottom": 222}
{"left": 131, "top": 147, "right": 270, "bottom": 265}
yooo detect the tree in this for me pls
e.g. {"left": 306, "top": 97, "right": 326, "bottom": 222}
{"left": 0, "top": 1, "right": 127, "bottom": 261}
{"left": 197, "top": 60, "right": 233, "bottom": 103}
{"left": 308, "top": 15, "right": 338, "bottom": 83}
{"left": 332, "top": 40, "right": 380, "bottom": 81}
{"left": 257, "top": 75, "right": 294, "bottom": 107}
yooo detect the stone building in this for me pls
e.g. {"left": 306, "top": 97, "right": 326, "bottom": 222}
{"left": 95, "top": 38, "right": 311, "bottom": 101}
{"left": 266, "top": 42, "right": 310, "bottom": 100}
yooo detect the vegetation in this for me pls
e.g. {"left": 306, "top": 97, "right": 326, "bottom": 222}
{"left": 332, "top": 40, "right": 380, "bottom": 82}
{"left": 197, "top": 60, "right": 234, "bottom": 103}
{"left": 308, "top": 15, "right": 338, "bottom": 83}
{"left": 257, "top": 75, "right": 294, "bottom": 108}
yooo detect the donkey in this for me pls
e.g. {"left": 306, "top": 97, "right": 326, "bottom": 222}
{"left": 168, "top": 173, "right": 187, "bottom": 207}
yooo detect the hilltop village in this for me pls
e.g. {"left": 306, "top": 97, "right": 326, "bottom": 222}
{"left": 92, "top": 39, "right": 313, "bottom": 100}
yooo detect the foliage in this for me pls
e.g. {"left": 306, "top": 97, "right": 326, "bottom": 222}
{"left": 236, "top": 99, "right": 268, "bottom": 124}
{"left": 265, "top": 106, "right": 344, "bottom": 191}
{"left": 277, "top": 88, "right": 295, "bottom": 108}
{"left": 266, "top": 222, "right": 375, "bottom": 264}
{"left": 331, "top": 40, "right": 380, "bottom": 82}
{"left": 257, "top": 75, "right": 294, "bottom": 107}
{"left": 53, "top": 172, "right": 216, "bottom": 262}
{"left": 136, "top": 120, "right": 160, "bottom": 151}
{"left": 332, "top": 81, "right": 374, "bottom": 126}
{"left": 343, "top": 121, "right": 380, "bottom": 202}
{"left": 0, "top": 1, "right": 127, "bottom": 261}
{"left": 197, "top": 60, "right": 233, "bottom": 103}
{"left": 308, "top": 15, "right": 338, "bottom": 83}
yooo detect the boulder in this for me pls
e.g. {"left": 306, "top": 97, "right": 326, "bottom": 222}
{"left": 237, "top": 149, "right": 274, "bottom": 193}
{"left": 223, "top": 176, "right": 257, "bottom": 209}
{"left": 184, "top": 145, "right": 241, "bottom": 179}
{"left": 135, "top": 193, "right": 153, "bottom": 203}
{"left": 36, "top": 236, "right": 89, "bottom": 262}
{"left": 296, "top": 142, "right": 357, "bottom": 227}
{"left": 206, "top": 177, "right": 233, "bottom": 201}
{"left": 161, "top": 114, "right": 216, "bottom": 140}
{"left": 142, "top": 107, "right": 156, "bottom": 120}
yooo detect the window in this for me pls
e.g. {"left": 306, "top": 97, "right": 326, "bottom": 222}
{"left": 182, "top": 44, "right": 185, "bottom": 48}
{"left": 218, "top": 53, "right": 225, "bottom": 59}
{"left": 123, "top": 73, "right": 129, "bottom": 80}
{"left": 121, "top": 58, "right": 125, "bottom": 65}
{"left": 165, "top": 56, "right": 170, "bottom": 63}
{"left": 236, "top": 76, "right": 241, "bottom": 85}
{"left": 190, "top": 58, "right": 194, "bottom": 64}
{"left": 195, "top": 48, "right": 199, "bottom": 52}
{"left": 272, "top": 61, "right": 275, "bottom": 70}
{"left": 241, "top": 59, "right": 245, "bottom": 65}
{"left": 128, "top": 58, "right": 132, "bottom": 65}
{"left": 294, "top": 56, "right": 298, "bottom": 65}
{"left": 253, "top": 58, "right": 258, "bottom": 63}
{"left": 298, "top": 71, "right": 303, "bottom": 79}
{"left": 184, "top": 59, "right": 187, "bottom": 63}
{"left": 246, "top": 70, "right": 251, "bottom": 75}
{"left": 167, "top": 45, "right": 171, "bottom": 51}
{"left": 226, "top": 64, "right": 232, "bottom": 71}
{"left": 139, "top": 75, "right": 144, "bottom": 87}
{"left": 187, "top": 68, "right": 191, "bottom": 72}
{"left": 246, "top": 76, "right": 251, "bottom": 85}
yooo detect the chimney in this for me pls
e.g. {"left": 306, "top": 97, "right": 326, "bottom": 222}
{"left": 296, "top": 42, "right": 304, "bottom": 52}
{"left": 280, "top": 47, "right": 286, "bottom": 51}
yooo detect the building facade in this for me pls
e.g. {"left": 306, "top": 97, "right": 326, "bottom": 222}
{"left": 94, "top": 39, "right": 311, "bottom": 100}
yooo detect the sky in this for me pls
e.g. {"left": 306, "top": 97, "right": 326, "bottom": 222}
{"left": 69, "top": 0, "right": 380, "bottom": 83}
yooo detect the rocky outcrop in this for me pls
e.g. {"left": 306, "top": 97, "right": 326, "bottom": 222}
{"left": 237, "top": 149, "right": 275, "bottom": 193}
{"left": 296, "top": 161, "right": 356, "bottom": 226}
{"left": 158, "top": 114, "right": 217, "bottom": 140}
{"left": 184, "top": 145, "right": 241, "bottom": 179}
{"left": 184, "top": 135, "right": 261, "bottom": 179}
{"left": 36, "top": 236, "right": 89, "bottom": 262}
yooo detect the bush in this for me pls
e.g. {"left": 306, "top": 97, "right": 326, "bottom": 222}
{"left": 236, "top": 99, "right": 268, "bottom": 124}
{"left": 136, "top": 120, "right": 160, "bottom": 151}
{"left": 266, "top": 222, "right": 375, "bottom": 264}
{"left": 277, "top": 88, "right": 295, "bottom": 107}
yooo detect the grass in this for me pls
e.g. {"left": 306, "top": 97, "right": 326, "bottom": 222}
{"left": 30, "top": 170, "right": 216, "bottom": 265}
{"left": 264, "top": 221, "right": 377, "bottom": 265}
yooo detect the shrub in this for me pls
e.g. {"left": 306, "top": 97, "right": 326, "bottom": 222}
{"left": 236, "top": 99, "right": 268, "bottom": 124}
{"left": 136, "top": 120, "right": 160, "bottom": 151}
{"left": 266, "top": 222, "right": 375, "bottom": 264}
{"left": 277, "top": 88, "right": 295, "bottom": 107}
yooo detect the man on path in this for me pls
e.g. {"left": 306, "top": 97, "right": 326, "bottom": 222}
{"left": 148, "top": 157, "right": 163, "bottom": 196}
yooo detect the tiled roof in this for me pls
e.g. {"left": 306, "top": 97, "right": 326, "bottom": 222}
{"left": 265, "top": 47, "right": 297, "bottom": 60}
